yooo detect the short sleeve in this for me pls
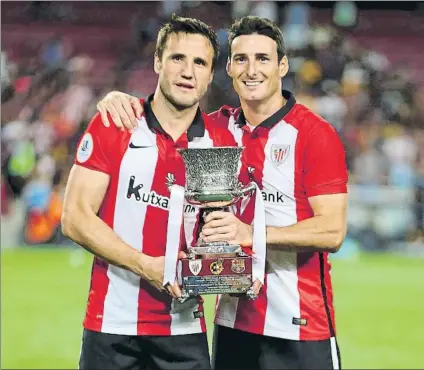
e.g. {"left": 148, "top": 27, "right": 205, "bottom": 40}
{"left": 303, "top": 121, "right": 348, "bottom": 197}
{"left": 74, "top": 113, "right": 112, "bottom": 174}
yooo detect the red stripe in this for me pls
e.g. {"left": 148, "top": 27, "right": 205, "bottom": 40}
{"left": 286, "top": 107, "right": 333, "bottom": 340}
{"left": 190, "top": 210, "right": 202, "bottom": 248}
{"left": 83, "top": 135, "right": 128, "bottom": 331}
{"left": 234, "top": 274, "right": 268, "bottom": 333}
{"left": 83, "top": 258, "right": 110, "bottom": 331}
{"left": 234, "top": 126, "right": 269, "bottom": 334}
{"left": 324, "top": 253, "right": 336, "bottom": 335}
{"left": 199, "top": 299, "right": 207, "bottom": 332}
{"left": 297, "top": 253, "right": 330, "bottom": 340}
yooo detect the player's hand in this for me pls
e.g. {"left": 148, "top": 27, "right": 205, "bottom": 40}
{"left": 140, "top": 251, "right": 186, "bottom": 298}
{"left": 164, "top": 251, "right": 188, "bottom": 299}
{"left": 229, "top": 278, "right": 262, "bottom": 299}
{"left": 251, "top": 279, "right": 262, "bottom": 296}
{"left": 200, "top": 211, "right": 253, "bottom": 247}
{"left": 97, "top": 91, "right": 143, "bottom": 130}
{"left": 140, "top": 254, "right": 167, "bottom": 291}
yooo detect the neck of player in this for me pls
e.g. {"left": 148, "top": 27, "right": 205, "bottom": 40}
{"left": 240, "top": 90, "right": 287, "bottom": 127}
{"left": 151, "top": 88, "right": 198, "bottom": 142}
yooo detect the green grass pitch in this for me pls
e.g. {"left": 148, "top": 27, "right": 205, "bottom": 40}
{"left": 1, "top": 248, "right": 423, "bottom": 369}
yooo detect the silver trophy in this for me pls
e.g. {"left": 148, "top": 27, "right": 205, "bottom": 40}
{"left": 177, "top": 147, "right": 258, "bottom": 298}
{"left": 178, "top": 147, "right": 255, "bottom": 257}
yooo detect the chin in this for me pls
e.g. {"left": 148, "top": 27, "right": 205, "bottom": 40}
{"left": 173, "top": 97, "right": 198, "bottom": 110}
{"left": 240, "top": 92, "right": 262, "bottom": 102}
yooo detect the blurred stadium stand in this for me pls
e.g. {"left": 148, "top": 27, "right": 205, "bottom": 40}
{"left": 1, "top": 1, "right": 423, "bottom": 253}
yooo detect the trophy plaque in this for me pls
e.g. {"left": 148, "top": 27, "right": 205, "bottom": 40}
{"left": 177, "top": 147, "right": 259, "bottom": 299}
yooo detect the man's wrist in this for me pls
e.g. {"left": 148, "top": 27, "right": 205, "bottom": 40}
{"left": 241, "top": 224, "right": 254, "bottom": 247}
{"left": 129, "top": 251, "right": 150, "bottom": 278}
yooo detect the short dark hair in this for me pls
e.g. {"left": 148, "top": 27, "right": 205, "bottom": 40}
{"left": 156, "top": 14, "right": 219, "bottom": 70}
{"left": 228, "top": 16, "right": 286, "bottom": 61}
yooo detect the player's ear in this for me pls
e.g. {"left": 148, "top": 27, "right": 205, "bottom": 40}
{"left": 279, "top": 55, "right": 289, "bottom": 78}
{"left": 154, "top": 53, "right": 162, "bottom": 75}
{"left": 226, "top": 58, "right": 232, "bottom": 78}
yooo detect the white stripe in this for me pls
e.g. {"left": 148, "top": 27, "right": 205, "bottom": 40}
{"left": 163, "top": 184, "right": 185, "bottom": 285}
{"left": 228, "top": 115, "right": 243, "bottom": 146}
{"left": 169, "top": 298, "right": 203, "bottom": 335}
{"left": 228, "top": 113, "right": 248, "bottom": 215}
{"left": 183, "top": 207, "right": 200, "bottom": 248}
{"left": 214, "top": 294, "right": 239, "bottom": 328}
{"left": 262, "top": 123, "right": 301, "bottom": 339}
{"left": 263, "top": 251, "right": 300, "bottom": 339}
{"left": 251, "top": 182, "right": 266, "bottom": 284}
{"left": 330, "top": 337, "right": 340, "bottom": 369}
{"left": 102, "top": 122, "right": 157, "bottom": 334}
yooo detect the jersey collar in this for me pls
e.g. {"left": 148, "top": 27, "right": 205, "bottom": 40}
{"left": 236, "top": 90, "right": 296, "bottom": 129}
{"left": 144, "top": 94, "right": 205, "bottom": 141}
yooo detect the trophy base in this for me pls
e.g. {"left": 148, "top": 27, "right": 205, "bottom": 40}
{"left": 179, "top": 255, "right": 253, "bottom": 296}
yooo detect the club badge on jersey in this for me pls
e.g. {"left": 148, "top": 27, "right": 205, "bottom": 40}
{"left": 271, "top": 144, "right": 290, "bottom": 166}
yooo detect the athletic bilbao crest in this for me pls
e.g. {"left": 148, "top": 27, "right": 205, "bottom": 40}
{"left": 189, "top": 260, "right": 202, "bottom": 276}
{"left": 271, "top": 144, "right": 290, "bottom": 166}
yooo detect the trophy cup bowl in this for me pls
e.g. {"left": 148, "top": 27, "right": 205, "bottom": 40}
{"left": 177, "top": 147, "right": 256, "bottom": 299}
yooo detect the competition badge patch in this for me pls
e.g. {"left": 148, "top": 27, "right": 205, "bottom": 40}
{"left": 210, "top": 259, "right": 224, "bottom": 275}
{"left": 76, "top": 133, "right": 93, "bottom": 163}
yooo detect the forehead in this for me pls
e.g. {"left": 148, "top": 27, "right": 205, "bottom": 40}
{"left": 164, "top": 32, "right": 213, "bottom": 57}
{"left": 231, "top": 34, "right": 277, "bottom": 56}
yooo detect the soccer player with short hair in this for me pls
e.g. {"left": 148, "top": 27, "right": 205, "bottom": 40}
{"left": 61, "top": 15, "right": 236, "bottom": 369}
{"left": 96, "top": 15, "right": 348, "bottom": 370}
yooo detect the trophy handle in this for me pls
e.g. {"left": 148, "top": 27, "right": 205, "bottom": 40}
{"left": 237, "top": 181, "right": 257, "bottom": 198}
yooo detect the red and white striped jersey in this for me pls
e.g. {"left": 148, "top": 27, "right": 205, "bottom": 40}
{"left": 74, "top": 95, "right": 236, "bottom": 336}
{"left": 210, "top": 90, "right": 348, "bottom": 341}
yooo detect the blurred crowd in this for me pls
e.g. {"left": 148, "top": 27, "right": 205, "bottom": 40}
{"left": 1, "top": 1, "right": 423, "bottom": 247}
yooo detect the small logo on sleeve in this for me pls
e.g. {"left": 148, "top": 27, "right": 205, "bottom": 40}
{"left": 77, "top": 133, "right": 93, "bottom": 163}
{"left": 193, "top": 311, "right": 204, "bottom": 319}
{"left": 292, "top": 317, "right": 307, "bottom": 326}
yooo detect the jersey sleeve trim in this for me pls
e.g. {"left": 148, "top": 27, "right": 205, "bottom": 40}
{"left": 74, "top": 162, "right": 111, "bottom": 175}
{"left": 306, "top": 181, "right": 347, "bottom": 197}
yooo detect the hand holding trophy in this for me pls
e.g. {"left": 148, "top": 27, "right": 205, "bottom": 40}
{"left": 163, "top": 147, "right": 266, "bottom": 302}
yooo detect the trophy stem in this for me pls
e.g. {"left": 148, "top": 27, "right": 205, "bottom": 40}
{"left": 186, "top": 206, "right": 242, "bottom": 259}
{"left": 195, "top": 207, "right": 227, "bottom": 247}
